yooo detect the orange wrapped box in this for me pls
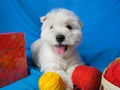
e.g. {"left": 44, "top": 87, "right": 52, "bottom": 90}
{"left": 0, "top": 32, "right": 28, "bottom": 87}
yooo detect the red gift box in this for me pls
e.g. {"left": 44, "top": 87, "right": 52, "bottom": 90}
{"left": 0, "top": 32, "right": 28, "bottom": 87}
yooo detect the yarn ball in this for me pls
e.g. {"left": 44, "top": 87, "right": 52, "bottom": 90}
{"left": 104, "top": 57, "right": 120, "bottom": 87}
{"left": 72, "top": 65, "right": 102, "bottom": 90}
{"left": 38, "top": 72, "right": 65, "bottom": 90}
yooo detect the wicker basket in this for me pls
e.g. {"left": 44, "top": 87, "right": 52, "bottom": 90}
{"left": 100, "top": 69, "right": 120, "bottom": 90}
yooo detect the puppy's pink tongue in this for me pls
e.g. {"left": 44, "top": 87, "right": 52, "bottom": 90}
{"left": 55, "top": 46, "right": 66, "bottom": 55}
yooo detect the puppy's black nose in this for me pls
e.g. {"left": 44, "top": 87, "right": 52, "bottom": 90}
{"left": 56, "top": 34, "right": 65, "bottom": 43}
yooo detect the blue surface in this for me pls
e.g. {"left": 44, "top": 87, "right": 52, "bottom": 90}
{"left": 0, "top": 0, "right": 120, "bottom": 89}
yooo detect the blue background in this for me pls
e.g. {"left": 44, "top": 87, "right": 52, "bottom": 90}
{"left": 0, "top": 0, "right": 120, "bottom": 90}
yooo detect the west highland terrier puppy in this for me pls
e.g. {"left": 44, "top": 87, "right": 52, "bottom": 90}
{"left": 31, "top": 8, "right": 84, "bottom": 89}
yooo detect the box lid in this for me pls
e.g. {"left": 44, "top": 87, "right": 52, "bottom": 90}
{"left": 0, "top": 32, "right": 25, "bottom": 50}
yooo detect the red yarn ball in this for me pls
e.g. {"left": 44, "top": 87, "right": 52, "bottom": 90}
{"left": 105, "top": 58, "right": 120, "bottom": 87}
{"left": 72, "top": 65, "right": 102, "bottom": 90}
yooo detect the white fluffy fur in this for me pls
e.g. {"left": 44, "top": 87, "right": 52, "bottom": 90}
{"left": 31, "top": 8, "right": 84, "bottom": 89}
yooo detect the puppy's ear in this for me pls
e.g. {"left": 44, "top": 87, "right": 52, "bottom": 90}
{"left": 40, "top": 16, "right": 47, "bottom": 23}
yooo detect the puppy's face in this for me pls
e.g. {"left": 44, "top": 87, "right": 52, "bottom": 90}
{"left": 40, "top": 9, "right": 82, "bottom": 56}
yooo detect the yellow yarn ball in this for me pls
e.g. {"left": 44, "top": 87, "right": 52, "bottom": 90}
{"left": 38, "top": 72, "right": 65, "bottom": 90}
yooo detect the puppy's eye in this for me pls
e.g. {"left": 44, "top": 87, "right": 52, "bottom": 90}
{"left": 50, "top": 26, "right": 53, "bottom": 29}
{"left": 66, "top": 25, "right": 72, "bottom": 30}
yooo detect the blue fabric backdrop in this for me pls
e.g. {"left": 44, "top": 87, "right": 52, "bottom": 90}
{"left": 0, "top": 0, "right": 120, "bottom": 90}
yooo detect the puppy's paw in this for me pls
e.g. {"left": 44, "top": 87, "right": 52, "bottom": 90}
{"left": 65, "top": 79, "right": 74, "bottom": 90}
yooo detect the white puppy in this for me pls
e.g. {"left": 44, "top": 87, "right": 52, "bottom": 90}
{"left": 31, "top": 8, "right": 84, "bottom": 89}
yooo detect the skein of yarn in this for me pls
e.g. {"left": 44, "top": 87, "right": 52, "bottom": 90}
{"left": 72, "top": 65, "right": 102, "bottom": 90}
{"left": 38, "top": 72, "right": 65, "bottom": 90}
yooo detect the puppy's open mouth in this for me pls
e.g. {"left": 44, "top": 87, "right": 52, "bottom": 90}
{"left": 55, "top": 45, "right": 68, "bottom": 55}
